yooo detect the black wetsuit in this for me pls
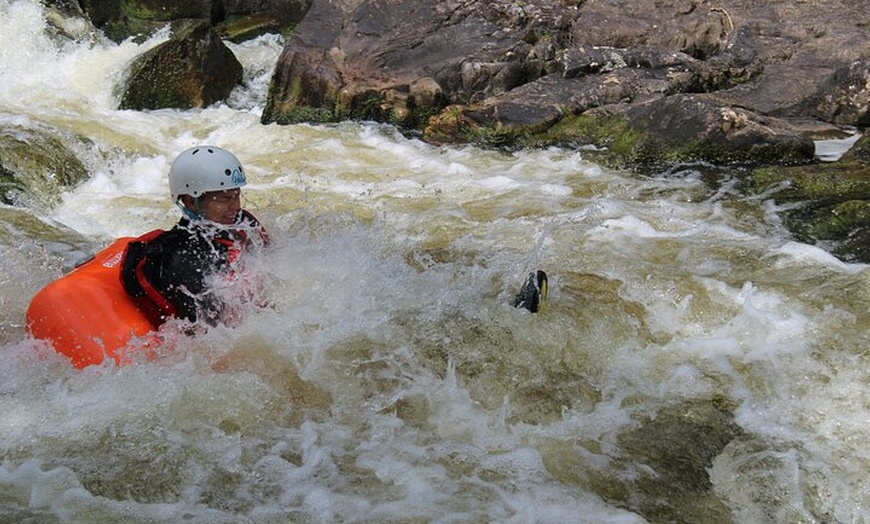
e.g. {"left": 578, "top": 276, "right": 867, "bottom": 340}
{"left": 121, "top": 210, "right": 269, "bottom": 326}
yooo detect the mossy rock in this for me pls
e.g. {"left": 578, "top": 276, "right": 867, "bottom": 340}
{"left": 83, "top": 0, "right": 210, "bottom": 41}
{"left": 216, "top": 13, "right": 296, "bottom": 42}
{"left": 119, "top": 20, "right": 242, "bottom": 110}
{"left": 747, "top": 135, "right": 870, "bottom": 262}
{"left": 516, "top": 111, "right": 648, "bottom": 167}
{"left": 429, "top": 96, "right": 815, "bottom": 171}
{"left": 0, "top": 123, "right": 90, "bottom": 208}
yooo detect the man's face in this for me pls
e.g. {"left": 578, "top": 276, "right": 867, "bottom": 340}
{"left": 195, "top": 188, "right": 242, "bottom": 224}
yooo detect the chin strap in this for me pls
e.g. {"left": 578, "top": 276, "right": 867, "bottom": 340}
{"left": 176, "top": 198, "right": 203, "bottom": 221}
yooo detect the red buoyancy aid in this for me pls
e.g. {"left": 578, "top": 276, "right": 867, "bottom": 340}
{"left": 26, "top": 221, "right": 268, "bottom": 369}
{"left": 119, "top": 228, "right": 178, "bottom": 326}
{"left": 120, "top": 213, "right": 270, "bottom": 326}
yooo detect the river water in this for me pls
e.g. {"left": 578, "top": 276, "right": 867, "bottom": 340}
{"left": 1, "top": 1, "right": 868, "bottom": 523}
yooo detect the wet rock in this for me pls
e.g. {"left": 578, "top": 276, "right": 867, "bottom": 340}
{"left": 118, "top": 20, "right": 243, "bottom": 111}
{"left": 0, "top": 122, "right": 90, "bottom": 208}
{"left": 747, "top": 134, "right": 870, "bottom": 263}
{"left": 42, "top": 1, "right": 100, "bottom": 42}
{"left": 263, "top": 0, "right": 867, "bottom": 164}
{"left": 73, "top": 0, "right": 311, "bottom": 43}
{"left": 812, "top": 58, "right": 870, "bottom": 127}
{"left": 262, "top": 0, "right": 521, "bottom": 126}
{"left": 614, "top": 94, "right": 816, "bottom": 168}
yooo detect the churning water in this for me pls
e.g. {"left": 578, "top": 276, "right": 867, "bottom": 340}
{"left": 0, "top": 1, "right": 867, "bottom": 522}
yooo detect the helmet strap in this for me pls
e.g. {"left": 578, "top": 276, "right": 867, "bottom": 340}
{"left": 176, "top": 197, "right": 203, "bottom": 221}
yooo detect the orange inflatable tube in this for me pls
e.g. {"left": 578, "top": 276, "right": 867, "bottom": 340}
{"left": 26, "top": 238, "right": 159, "bottom": 369}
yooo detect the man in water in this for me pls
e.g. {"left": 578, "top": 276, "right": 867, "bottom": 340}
{"left": 121, "top": 145, "right": 543, "bottom": 327}
{"left": 121, "top": 145, "right": 270, "bottom": 327}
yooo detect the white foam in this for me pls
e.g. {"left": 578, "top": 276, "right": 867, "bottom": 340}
{"left": 774, "top": 240, "right": 868, "bottom": 272}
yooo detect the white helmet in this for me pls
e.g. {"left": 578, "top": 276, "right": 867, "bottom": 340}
{"left": 168, "top": 145, "right": 247, "bottom": 201}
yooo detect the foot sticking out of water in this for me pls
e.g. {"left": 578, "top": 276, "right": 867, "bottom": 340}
{"left": 513, "top": 270, "right": 547, "bottom": 313}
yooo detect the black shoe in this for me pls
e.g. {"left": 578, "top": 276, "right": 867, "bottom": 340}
{"left": 513, "top": 270, "right": 547, "bottom": 313}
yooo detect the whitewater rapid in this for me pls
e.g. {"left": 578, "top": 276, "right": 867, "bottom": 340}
{"left": 0, "top": 1, "right": 868, "bottom": 523}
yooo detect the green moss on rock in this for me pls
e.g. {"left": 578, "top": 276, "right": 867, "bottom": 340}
{"left": 747, "top": 136, "right": 870, "bottom": 262}
{"left": 0, "top": 125, "right": 90, "bottom": 207}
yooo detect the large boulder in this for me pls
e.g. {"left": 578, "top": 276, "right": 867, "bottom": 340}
{"left": 552, "top": 94, "right": 815, "bottom": 169}
{"left": 263, "top": 0, "right": 518, "bottom": 127}
{"left": 262, "top": 0, "right": 868, "bottom": 168}
{"left": 118, "top": 20, "right": 243, "bottom": 111}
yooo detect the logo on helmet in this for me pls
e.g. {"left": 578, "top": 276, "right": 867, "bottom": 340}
{"left": 231, "top": 167, "right": 246, "bottom": 186}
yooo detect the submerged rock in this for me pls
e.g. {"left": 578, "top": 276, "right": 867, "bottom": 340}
{"left": 614, "top": 398, "right": 743, "bottom": 523}
{"left": 615, "top": 398, "right": 744, "bottom": 523}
